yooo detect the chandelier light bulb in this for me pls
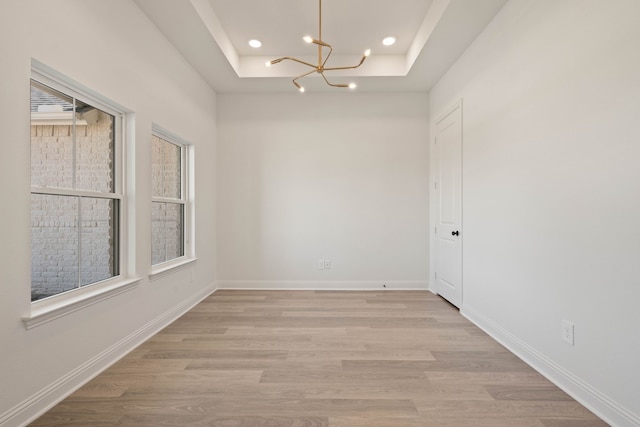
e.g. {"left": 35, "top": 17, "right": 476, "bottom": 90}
{"left": 299, "top": 86, "right": 305, "bottom": 93}
{"left": 349, "top": 83, "right": 357, "bottom": 89}
{"left": 265, "top": 61, "right": 272, "bottom": 67}
{"left": 303, "top": 36, "right": 313, "bottom": 44}
{"left": 364, "top": 49, "right": 371, "bottom": 57}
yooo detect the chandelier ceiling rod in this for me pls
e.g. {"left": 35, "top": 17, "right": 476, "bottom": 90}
{"left": 266, "top": 0, "right": 371, "bottom": 92}
{"left": 318, "top": 0, "right": 322, "bottom": 65}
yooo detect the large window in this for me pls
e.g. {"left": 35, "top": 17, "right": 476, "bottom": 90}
{"left": 151, "top": 129, "right": 189, "bottom": 266}
{"left": 30, "top": 77, "right": 122, "bottom": 302}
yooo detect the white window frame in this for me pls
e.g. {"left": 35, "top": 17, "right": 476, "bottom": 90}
{"left": 149, "top": 124, "right": 196, "bottom": 281}
{"left": 24, "top": 61, "right": 140, "bottom": 329}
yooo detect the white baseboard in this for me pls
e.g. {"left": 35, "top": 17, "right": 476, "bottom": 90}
{"left": 215, "top": 280, "right": 428, "bottom": 291}
{"left": 462, "top": 305, "right": 640, "bottom": 427}
{"left": 1, "top": 284, "right": 216, "bottom": 427}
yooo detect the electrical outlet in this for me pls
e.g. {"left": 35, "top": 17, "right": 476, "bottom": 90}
{"left": 561, "top": 320, "right": 574, "bottom": 346}
{"left": 318, "top": 259, "right": 325, "bottom": 270}
{"left": 324, "top": 260, "right": 331, "bottom": 270}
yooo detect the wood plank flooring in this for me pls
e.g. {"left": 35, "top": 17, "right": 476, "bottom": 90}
{"left": 30, "top": 290, "right": 608, "bottom": 426}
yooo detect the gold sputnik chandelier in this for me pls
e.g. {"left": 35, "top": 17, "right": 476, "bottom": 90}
{"left": 266, "top": 0, "right": 371, "bottom": 92}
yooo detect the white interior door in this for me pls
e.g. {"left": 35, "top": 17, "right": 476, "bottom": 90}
{"left": 434, "top": 102, "right": 462, "bottom": 308}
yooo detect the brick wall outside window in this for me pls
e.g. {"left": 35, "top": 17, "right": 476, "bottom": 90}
{"left": 30, "top": 114, "right": 116, "bottom": 300}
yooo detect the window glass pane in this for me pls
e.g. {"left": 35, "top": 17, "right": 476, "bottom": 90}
{"left": 30, "top": 83, "right": 75, "bottom": 189}
{"left": 151, "top": 135, "right": 181, "bottom": 199}
{"left": 164, "top": 203, "right": 184, "bottom": 260}
{"left": 152, "top": 202, "right": 184, "bottom": 265}
{"left": 30, "top": 81, "right": 115, "bottom": 193}
{"left": 163, "top": 142, "right": 181, "bottom": 199}
{"left": 80, "top": 198, "right": 118, "bottom": 286}
{"left": 151, "top": 135, "right": 164, "bottom": 198}
{"left": 76, "top": 108, "right": 114, "bottom": 193}
{"left": 151, "top": 202, "right": 166, "bottom": 265}
{"left": 31, "top": 194, "right": 79, "bottom": 301}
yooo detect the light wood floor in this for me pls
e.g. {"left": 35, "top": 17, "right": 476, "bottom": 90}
{"left": 31, "top": 290, "right": 608, "bottom": 426}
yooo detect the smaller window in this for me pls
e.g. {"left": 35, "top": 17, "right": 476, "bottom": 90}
{"left": 151, "top": 128, "right": 190, "bottom": 266}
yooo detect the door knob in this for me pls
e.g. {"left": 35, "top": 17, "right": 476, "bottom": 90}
{"left": 452, "top": 230, "right": 459, "bottom": 236}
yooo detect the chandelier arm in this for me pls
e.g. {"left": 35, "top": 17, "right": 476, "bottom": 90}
{"left": 320, "top": 72, "right": 349, "bottom": 88}
{"left": 321, "top": 44, "right": 334, "bottom": 68}
{"left": 310, "top": 39, "right": 331, "bottom": 48}
{"left": 357, "top": 53, "right": 368, "bottom": 67}
{"left": 274, "top": 56, "right": 317, "bottom": 69}
{"left": 293, "top": 69, "right": 318, "bottom": 89}
{"left": 323, "top": 62, "right": 365, "bottom": 72}
{"left": 324, "top": 54, "right": 368, "bottom": 72}
{"left": 294, "top": 68, "right": 318, "bottom": 81}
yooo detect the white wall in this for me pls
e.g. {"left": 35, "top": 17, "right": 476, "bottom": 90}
{"left": 429, "top": 0, "right": 640, "bottom": 425}
{"left": 0, "top": 1, "right": 217, "bottom": 425}
{"left": 217, "top": 93, "right": 429, "bottom": 289}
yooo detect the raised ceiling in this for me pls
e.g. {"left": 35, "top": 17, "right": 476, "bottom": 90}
{"left": 134, "top": 0, "right": 508, "bottom": 93}
{"left": 210, "top": 0, "right": 434, "bottom": 57}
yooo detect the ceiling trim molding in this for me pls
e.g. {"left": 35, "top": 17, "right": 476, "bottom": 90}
{"left": 185, "top": 0, "right": 451, "bottom": 80}
{"left": 189, "top": 0, "right": 239, "bottom": 74}
{"left": 407, "top": 0, "right": 450, "bottom": 70}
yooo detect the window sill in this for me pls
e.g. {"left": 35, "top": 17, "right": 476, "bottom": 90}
{"left": 23, "top": 277, "right": 142, "bottom": 330}
{"left": 149, "top": 257, "right": 198, "bottom": 282}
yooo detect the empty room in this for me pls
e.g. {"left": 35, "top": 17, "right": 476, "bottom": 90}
{"left": 1, "top": 0, "right": 639, "bottom": 426}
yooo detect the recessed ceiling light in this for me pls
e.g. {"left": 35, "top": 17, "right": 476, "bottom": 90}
{"left": 249, "top": 39, "right": 262, "bottom": 48}
{"left": 382, "top": 37, "right": 396, "bottom": 46}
